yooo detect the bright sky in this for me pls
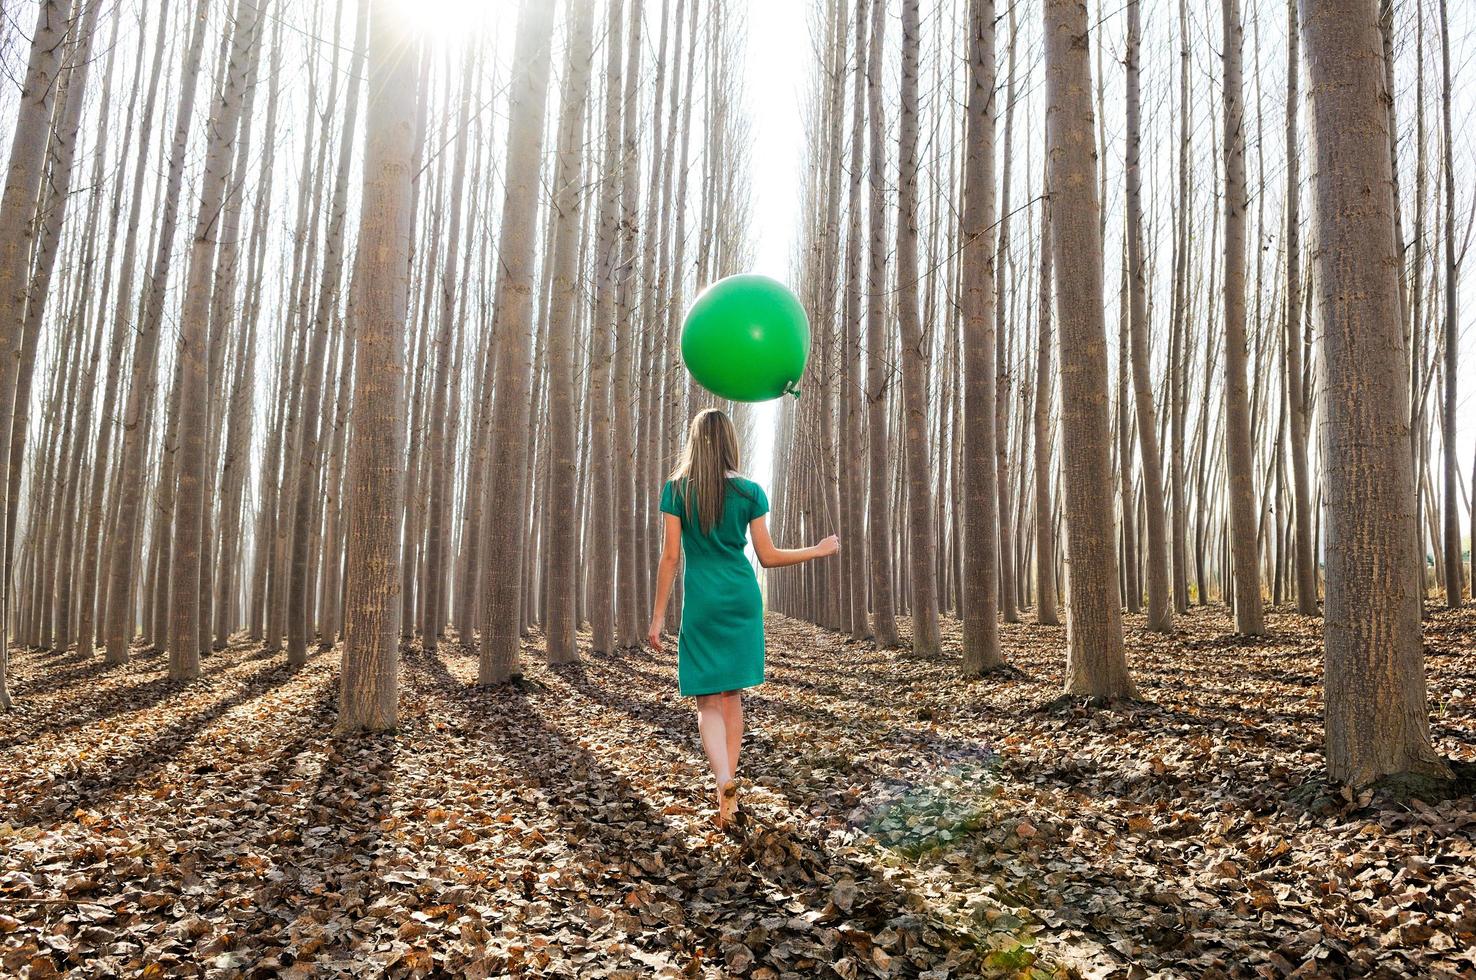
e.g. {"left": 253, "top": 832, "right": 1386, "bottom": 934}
{"left": 729, "top": 0, "right": 1476, "bottom": 531}
{"left": 740, "top": 0, "right": 811, "bottom": 491}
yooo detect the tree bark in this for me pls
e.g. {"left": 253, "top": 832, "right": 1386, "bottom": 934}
{"left": 1043, "top": 0, "right": 1134, "bottom": 699}
{"left": 611, "top": 0, "right": 644, "bottom": 649}
{"left": 586, "top": 0, "right": 626, "bottom": 655}
{"left": 1034, "top": 169, "right": 1060, "bottom": 627}
{"left": 479, "top": 0, "right": 557, "bottom": 684}
{"left": 337, "top": 0, "right": 420, "bottom": 733}
{"left": 960, "top": 0, "right": 1000, "bottom": 675}
{"left": 993, "top": 1, "right": 1020, "bottom": 626}
{"left": 419, "top": 53, "right": 475, "bottom": 654}
{"left": 1221, "top": 0, "right": 1266, "bottom": 634}
{"left": 1439, "top": 0, "right": 1461, "bottom": 607}
{"left": 169, "top": 0, "right": 267, "bottom": 679}
{"left": 1285, "top": 0, "right": 1317, "bottom": 615}
{"left": 893, "top": 0, "right": 941, "bottom": 657}
{"left": 1169, "top": 0, "right": 1192, "bottom": 614}
{"left": 1301, "top": 0, "right": 1450, "bottom": 788}
{"left": 543, "top": 0, "right": 596, "bottom": 666}
{"left": 0, "top": 0, "right": 67, "bottom": 667}
{"left": 1125, "top": 0, "right": 1173, "bottom": 632}
{"left": 864, "top": 0, "right": 897, "bottom": 647}
{"left": 103, "top": 0, "right": 212, "bottom": 665}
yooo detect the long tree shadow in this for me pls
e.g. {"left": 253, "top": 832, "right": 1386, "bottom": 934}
{"left": 5, "top": 646, "right": 101, "bottom": 694}
{"left": 0, "top": 645, "right": 286, "bottom": 753}
{"left": 418, "top": 655, "right": 995, "bottom": 977}
{"left": 558, "top": 654, "right": 1244, "bottom": 975}
{"left": 564, "top": 657, "right": 1010, "bottom": 827}
{"left": 610, "top": 638, "right": 1319, "bottom": 824}
{"left": 590, "top": 653, "right": 965, "bottom": 770}
{"left": 280, "top": 727, "right": 402, "bottom": 965}
{"left": 9, "top": 659, "right": 308, "bottom": 828}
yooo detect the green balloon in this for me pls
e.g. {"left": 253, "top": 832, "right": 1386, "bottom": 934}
{"left": 681, "top": 274, "right": 810, "bottom": 402}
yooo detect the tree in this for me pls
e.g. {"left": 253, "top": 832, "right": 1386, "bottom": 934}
{"left": 102, "top": 0, "right": 213, "bottom": 665}
{"left": 1168, "top": 0, "right": 1193, "bottom": 615}
{"left": 893, "top": 0, "right": 941, "bottom": 657}
{"left": 478, "top": 0, "right": 558, "bottom": 685}
{"left": 0, "top": 0, "right": 68, "bottom": 679}
{"left": 993, "top": 1, "right": 1020, "bottom": 626}
{"left": 1220, "top": 0, "right": 1265, "bottom": 635}
{"left": 839, "top": 0, "right": 871, "bottom": 642}
{"left": 169, "top": 0, "right": 268, "bottom": 679}
{"left": 542, "top": 0, "right": 597, "bottom": 666}
{"left": 11, "top": 0, "right": 107, "bottom": 655}
{"left": 337, "top": 0, "right": 421, "bottom": 733}
{"left": 863, "top": 0, "right": 897, "bottom": 647}
{"left": 1033, "top": 162, "right": 1060, "bottom": 628}
{"left": 419, "top": 50, "right": 474, "bottom": 655}
{"left": 611, "top": 0, "right": 646, "bottom": 650}
{"left": 1439, "top": 0, "right": 1461, "bottom": 608}
{"left": 960, "top": 0, "right": 1000, "bottom": 675}
{"left": 1043, "top": 0, "right": 1134, "bottom": 700}
{"left": 75, "top": 0, "right": 171, "bottom": 657}
{"left": 1300, "top": 0, "right": 1450, "bottom": 788}
{"left": 1124, "top": 0, "right": 1173, "bottom": 633}
{"left": 1284, "top": 0, "right": 1317, "bottom": 615}
{"left": 586, "top": 0, "right": 627, "bottom": 655}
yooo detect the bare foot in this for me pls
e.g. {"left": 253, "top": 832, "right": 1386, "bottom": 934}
{"left": 718, "top": 779, "right": 739, "bottom": 828}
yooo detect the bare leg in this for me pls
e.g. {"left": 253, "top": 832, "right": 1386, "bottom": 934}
{"left": 720, "top": 691, "right": 744, "bottom": 778}
{"left": 695, "top": 694, "right": 732, "bottom": 785}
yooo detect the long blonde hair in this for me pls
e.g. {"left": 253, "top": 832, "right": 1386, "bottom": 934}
{"left": 669, "top": 409, "right": 746, "bottom": 535}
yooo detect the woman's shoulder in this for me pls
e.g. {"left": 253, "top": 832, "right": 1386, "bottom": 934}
{"left": 725, "top": 472, "right": 762, "bottom": 491}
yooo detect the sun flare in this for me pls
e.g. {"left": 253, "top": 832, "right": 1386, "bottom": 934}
{"left": 383, "top": 0, "right": 503, "bottom": 43}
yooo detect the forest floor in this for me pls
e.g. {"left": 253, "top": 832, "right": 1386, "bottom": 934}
{"left": 0, "top": 607, "right": 1474, "bottom": 979}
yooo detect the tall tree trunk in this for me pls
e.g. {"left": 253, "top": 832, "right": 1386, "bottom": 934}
{"left": 894, "top": 0, "right": 941, "bottom": 657}
{"left": 543, "top": 0, "right": 596, "bottom": 665}
{"left": 12, "top": 0, "right": 106, "bottom": 655}
{"left": 1043, "top": 0, "right": 1134, "bottom": 700}
{"left": 338, "top": 0, "right": 420, "bottom": 733}
{"left": 960, "top": 0, "right": 1000, "bottom": 675}
{"left": 479, "top": 0, "right": 557, "bottom": 684}
{"left": 0, "top": 0, "right": 67, "bottom": 669}
{"left": 419, "top": 54, "right": 475, "bottom": 655}
{"left": 76, "top": 0, "right": 171, "bottom": 656}
{"left": 103, "top": 0, "right": 212, "bottom": 665}
{"left": 864, "top": 0, "right": 897, "bottom": 647}
{"left": 1439, "top": 0, "right": 1461, "bottom": 607}
{"left": 841, "top": 0, "right": 871, "bottom": 642}
{"left": 1117, "top": 257, "right": 1140, "bottom": 613}
{"left": 993, "top": 2, "right": 1020, "bottom": 626}
{"left": 586, "top": 0, "right": 626, "bottom": 655}
{"left": 1034, "top": 167, "right": 1060, "bottom": 626}
{"left": 1221, "top": 0, "right": 1266, "bottom": 634}
{"left": 1285, "top": 0, "right": 1317, "bottom": 615}
{"left": 1125, "top": 0, "right": 1173, "bottom": 632}
{"left": 1301, "top": 0, "right": 1450, "bottom": 788}
{"left": 169, "top": 0, "right": 267, "bottom": 680}
{"left": 1168, "top": 0, "right": 1192, "bottom": 614}
{"left": 611, "top": 0, "right": 644, "bottom": 650}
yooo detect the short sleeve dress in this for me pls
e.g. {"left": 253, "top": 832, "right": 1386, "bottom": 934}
{"left": 659, "top": 475, "right": 769, "bottom": 697}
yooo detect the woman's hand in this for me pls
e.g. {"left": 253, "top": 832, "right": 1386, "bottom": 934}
{"left": 815, "top": 534, "right": 841, "bottom": 558}
{"left": 647, "top": 617, "right": 665, "bottom": 652}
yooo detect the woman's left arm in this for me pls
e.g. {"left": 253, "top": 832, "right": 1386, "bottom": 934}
{"left": 647, "top": 514, "right": 682, "bottom": 650}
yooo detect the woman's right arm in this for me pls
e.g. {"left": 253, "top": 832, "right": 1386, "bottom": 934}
{"left": 647, "top": 514, "right": 682, "bottom": 650}
{"left": 749, "top": 516, "right": 839, "bottom": 569}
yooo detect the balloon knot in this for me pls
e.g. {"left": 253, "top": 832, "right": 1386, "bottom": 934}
{"left": 783, "top": 381, "right": 801, "bottom": 400}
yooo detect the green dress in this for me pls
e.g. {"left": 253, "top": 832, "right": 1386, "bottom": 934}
{"left": 659, "top": 475, "right": 769, "bottom": 697}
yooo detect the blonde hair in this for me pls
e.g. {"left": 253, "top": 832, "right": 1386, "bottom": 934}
{"left": 669, "top": 409, "right": 745, "bottom": 535}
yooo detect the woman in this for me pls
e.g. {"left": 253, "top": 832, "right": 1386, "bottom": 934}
{"left": 647, "top": 409, "right": 839, "bottom": 828}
